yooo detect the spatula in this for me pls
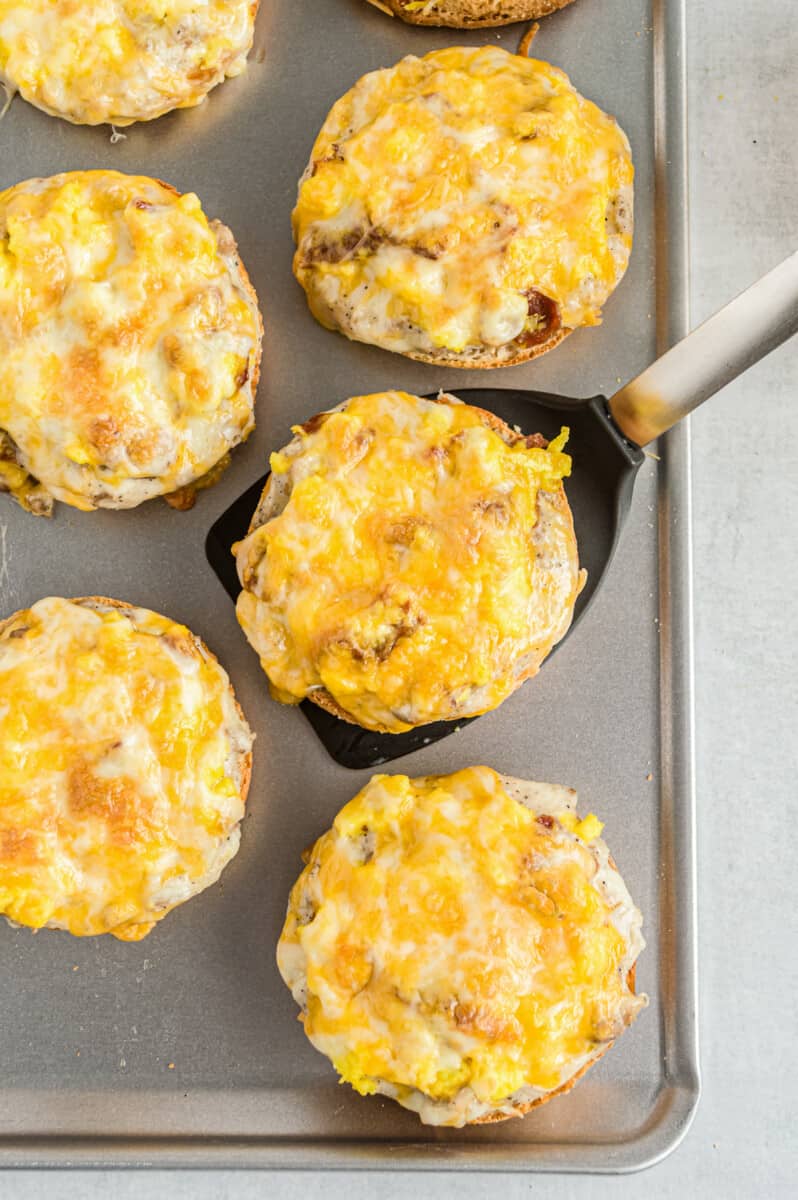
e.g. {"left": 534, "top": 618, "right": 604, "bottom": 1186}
{"left": 206, "top": 251, "right": 798, "bottom": 768}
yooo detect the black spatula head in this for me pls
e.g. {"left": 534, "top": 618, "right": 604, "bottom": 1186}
{"left": 205, "top": 389, "right": 643, "bottom": 768}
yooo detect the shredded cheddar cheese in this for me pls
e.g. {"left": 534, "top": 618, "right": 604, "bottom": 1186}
{"left": 0, "top": 171, "right": 261, "bottom": 514}
{"left": 0, "top": 597, "right": 252, "bottom": 940}
{"left": 0, "top": 0, "right": 258, "bottom": 126}
{"left": 235, "top": 391, "right": 581, "bottom": 733}
{"left": 277, "top": 767, "right": 647, "bottom": 1126}
{"left": 293, "top": 46, "right": 633, "bottom": 362}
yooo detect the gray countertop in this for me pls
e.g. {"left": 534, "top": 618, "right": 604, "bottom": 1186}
{"left": 3, "top": 0, "right": 796, "bottom": 1195}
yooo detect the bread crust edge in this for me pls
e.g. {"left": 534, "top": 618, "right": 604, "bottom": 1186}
{"left": 397, "top": 325, "right": 571, "bottom": 369}
{"left": 377, "top": 0, "right": 575, "bottom": 29}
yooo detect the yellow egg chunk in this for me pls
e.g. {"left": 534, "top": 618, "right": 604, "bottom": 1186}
{"left": 293, "top": 46, "right": 633, "bottom": 366}
{"left": 277, "top": 767, "right": 647, "bottom": 1127}
{"left": 0, "top": 596, "right": 253, "bottom": 940}
{"left": 235, "top": 391, "right": 582, "bottom": 733}
{"left": 0, "top": 1, "right": 259, "bottom": 126}
{"left": 0, "top": 171, "right": 262, "bottom": 516}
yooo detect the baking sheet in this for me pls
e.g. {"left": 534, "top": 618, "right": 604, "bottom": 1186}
{"left": 0, "top": 0, "right": 699, "bottom": 1171}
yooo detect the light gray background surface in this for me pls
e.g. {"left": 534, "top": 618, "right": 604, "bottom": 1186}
{"left": 3, "top": 0, "right": 796, "bottom": 1195}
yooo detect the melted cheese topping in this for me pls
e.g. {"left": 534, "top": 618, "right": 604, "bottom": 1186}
{"left": 293, "top": 46, "right": 633, "bottom": 362}
{"left": 0, "top": 597, "right": 253, "bottom": 940}
{"left": 0, "top": 0, "right": 258, "bottom": 126}
{"left": 235, "top": 391, "right": 581, "bottom": 733}
{"left": 277, "top": 767, "right": 646, "bottom": 1127}
{"left": 0, "top": 171, "right": 261, "bottom": 513}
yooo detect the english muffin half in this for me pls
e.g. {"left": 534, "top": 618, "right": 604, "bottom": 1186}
{"left": 234, "top": 390, "right": 583, "bottom": 733}
{"left": 0, "top": 171, "right": 263, "bottom": 516}
{"left": 368, "top": 0, "right": 574, "bottom": 28}
{"left": 0, "top": 0, "right": 259, "bottom": 126}
{"left": 0, "top": 596, "right": 253, "bottom": 941}
{"left": 293, "top": 46, "right": 632, "bottom": 367}
{"left": 277, "top": 766, "right": 647, "bottom": 1126}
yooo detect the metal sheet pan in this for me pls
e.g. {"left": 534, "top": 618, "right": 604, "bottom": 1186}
{"left": 0, "top": 0, "right": 698, "bottom": 1171}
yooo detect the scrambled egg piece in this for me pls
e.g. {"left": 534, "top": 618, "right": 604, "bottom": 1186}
{"left": 293, "top": 46, "right": 633, "bottom": 363}
{"left": 0, "top": 596, "right": 253, "bottom": 940}
{"left": 277, "top": 767, "right": 646, "bottom": 1126}
{"left": 235, "top": 391, "right": 581, "bottom": 732}
{"left": 0, "top": 0, "right": 258, "bottom": 125}
{"left": 0, "top": 171, "right": 261, "bottom": 514}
